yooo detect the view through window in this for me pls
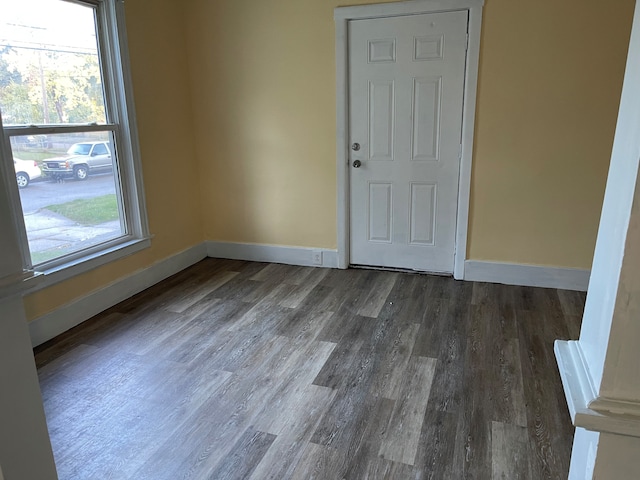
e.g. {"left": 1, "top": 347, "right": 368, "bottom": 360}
{"left": 1, "top": 0, "right": 134, "bottom": 267}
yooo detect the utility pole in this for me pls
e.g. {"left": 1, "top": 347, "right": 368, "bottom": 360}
{"left": 37, "top": 48, "right": 49, "bottom": 124}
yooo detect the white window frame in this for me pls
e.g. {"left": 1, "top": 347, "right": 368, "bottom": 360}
{"left": 0, "top": 0, "right": 150, "bottom": 290}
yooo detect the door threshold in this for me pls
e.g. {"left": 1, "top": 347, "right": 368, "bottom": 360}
{"left": 349, "top": 264, "right": 452, "bottom": 277}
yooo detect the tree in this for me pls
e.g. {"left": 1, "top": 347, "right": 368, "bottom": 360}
{"left": 0, "top": 47, "right": 38, "bottom": 125}
{"left": 1, "top": 46, "right": 105, "bottom": 125}
{"left": 0, "top": 47, "right": 22, "bottom": 87}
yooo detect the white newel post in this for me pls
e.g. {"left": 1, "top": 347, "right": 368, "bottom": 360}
{"left": 555, "top": 1, "right": 640, "bottom": 478}
{"left": 0, "top": 150, "right": 57, "bottom": 476}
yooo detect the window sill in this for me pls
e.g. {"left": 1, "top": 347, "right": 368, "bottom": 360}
{"left": 23, "top": 236, "right": 152, "bottom": 294}
{"left": 0, "top": 271, "right": 44, "bottom": 300}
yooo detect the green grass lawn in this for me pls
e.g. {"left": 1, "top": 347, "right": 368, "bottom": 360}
{"left": 14, "top": 150, "right": 66, "bottom": 163}
{"left": 46, "top": 194, "right": 119, "bottom": 225}
{"left": 31, "top": 248, "right": 71, "bottom": 265}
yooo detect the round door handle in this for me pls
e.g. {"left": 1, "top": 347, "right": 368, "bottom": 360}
{"left": 353, "top": 160, "right": 362, "bottom": 168}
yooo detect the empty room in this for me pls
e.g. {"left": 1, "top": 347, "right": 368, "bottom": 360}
{"left": 1, "top": 0, "right": 640, "bottom": 478}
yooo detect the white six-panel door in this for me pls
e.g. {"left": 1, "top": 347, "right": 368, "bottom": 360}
{"left": 349, "top": 11, "right": 468, "bottom": 273}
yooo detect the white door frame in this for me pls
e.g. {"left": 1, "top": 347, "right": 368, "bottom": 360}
{"left": 335, "top": 0, "right": 484, "bottom": 279}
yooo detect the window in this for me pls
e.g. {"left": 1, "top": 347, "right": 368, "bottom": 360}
{"left": 92, "top": 143, "right": 108, "bottom": 156}
{"left": 0, "top": 0, "right": 149, "bottom": 282}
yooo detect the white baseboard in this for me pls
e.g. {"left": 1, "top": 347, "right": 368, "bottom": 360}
{"left": 206, "top": 241, "right": 339, "bottom": 268}
{"left": 554, "top": 340, "right": 598, "bottom": 424}
{"left": 29, "top": 241, "right": 338, "bottom": 347}
{"left": 464, "top": 260, "right": 590, "bottom": 291}
{"left": 28, "top": 246, "right": 589, "bottom": 347}
{"left": 28, "top": 243, "right": 207, "bottom": 347}
{"left": 555, "top": 340, "right": 640, "bottom": 438}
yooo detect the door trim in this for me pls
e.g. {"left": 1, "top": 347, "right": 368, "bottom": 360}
{"left": 335, "top": 0, "right": 484, "bottom": 279}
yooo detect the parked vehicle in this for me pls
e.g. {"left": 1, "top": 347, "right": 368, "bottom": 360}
{"left": 41, "top": 141, "right": 113, "bottom": 180}
{"left": 14, "top": 158, "right": 42, "bottom": 188}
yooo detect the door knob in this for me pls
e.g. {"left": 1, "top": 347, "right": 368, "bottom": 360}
{"left": 353, "top": 160, "right": 362, "bottom": 168}
{"left": 352, "top": 143, "right": 361, "bottom": 151}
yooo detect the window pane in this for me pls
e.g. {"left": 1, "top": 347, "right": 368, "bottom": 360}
{"left": 9, "top": 131, "right": 125, "bottom": 265}
{"left": 0, "top": 0, "right": 106, "bottom": 126}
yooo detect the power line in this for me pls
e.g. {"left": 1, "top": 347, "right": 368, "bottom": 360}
{"left": 0, "top": 21, "right": 97, "bottom": 50}
{"left": 0, "top": 34, "right": 97, "bottom": 52}
{"left": 0, "top": 43, "right": 97, "bottom": 56}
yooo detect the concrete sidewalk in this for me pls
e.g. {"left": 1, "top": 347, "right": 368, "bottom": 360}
{"left": 23, "top": 209, "right": 121, "bottom": 255}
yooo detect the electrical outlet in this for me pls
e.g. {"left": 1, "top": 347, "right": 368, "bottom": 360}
{"left": 312, "top": 250, "right": 323, "bottom": 266}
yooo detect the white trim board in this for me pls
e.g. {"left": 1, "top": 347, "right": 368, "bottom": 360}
{"left": 28, "top": 242, "right": 588, "bottom": 347}
{"left": 29, "top": 242, "right": 336, "bottom": 347}
{"left": 28, "top": 243, "right": 207, "bottom": 347}
{"left": 206, "top": 241, "right": 339, "bottom": 268}
{"left": 334, "top": 0, "right": 484, "bottom": 277}
{"left": 555, "top": 340, "right": 640, "bottom": 438}
{"left": 334, "top": 0, "right": 484, "bottom": 20}
{"left": 464, "top": 260, "right": 590, "bottom": 291}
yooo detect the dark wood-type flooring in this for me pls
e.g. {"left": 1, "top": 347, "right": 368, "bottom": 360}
{"left": 35, "top": 259, "right": 584, "bottom": 479}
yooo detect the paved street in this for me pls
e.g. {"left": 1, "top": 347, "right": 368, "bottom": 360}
{"left": 18, "top": 173, "right": 117, "bottom": 214}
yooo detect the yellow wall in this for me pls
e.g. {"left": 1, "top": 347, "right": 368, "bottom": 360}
{"left": 469, "top": 0, "right": 635, "bottom": 268}
{"left": 24, "top": 0, "right": 203, "bottom": 320}
{"left": 186, "top": 0, "right": 347, "bottom": 248}
{"left": 186, "top": 0, "right": 633, "bottom": 268}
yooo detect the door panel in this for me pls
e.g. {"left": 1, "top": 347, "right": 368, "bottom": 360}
{"left": 369, "top": 80, "right": 395, "bottom": 162}
{"left": 412, "top": 76, "right": 441, "bottom": 162}
{"left": 349, "top": 11, "right": 468, "bottom": 273}
{"left": 409, "top": 182, "right": 437, "bottom": 246}
{"left": 368, "top": 182, "right": 393, "bottom": 243}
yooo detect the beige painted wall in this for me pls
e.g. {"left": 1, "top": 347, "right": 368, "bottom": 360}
{"left": 469, "top": 0, "right": 634, "bottom": 268}
{"left": 186, "top": 0, "right": 633, "bottom": 269}
{"left": 23, "top": 0, "right": 203, "bottom": 320}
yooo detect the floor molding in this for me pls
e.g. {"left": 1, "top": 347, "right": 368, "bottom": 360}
{"left": 28, "top": 243, "right": 207, "bottom": 347}
{"left": 28, "top": 246, "right": 589, "bottom": 347}
{"left": 464, "top": 260, "right": 590, "bottom": 291}
{"left": 206, "top": 241, "right": 339, "bottom": 268}
{"left": 555, "top": 340, "right": 640, "bottom": 438}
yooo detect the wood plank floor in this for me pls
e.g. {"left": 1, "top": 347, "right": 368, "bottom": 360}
{"left": 35, "top": 259, "right": 584, "bottom": 479}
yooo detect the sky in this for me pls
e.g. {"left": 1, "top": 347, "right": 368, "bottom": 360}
{"left": 0, "top": 0, "right": 98, "bottom": 54}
